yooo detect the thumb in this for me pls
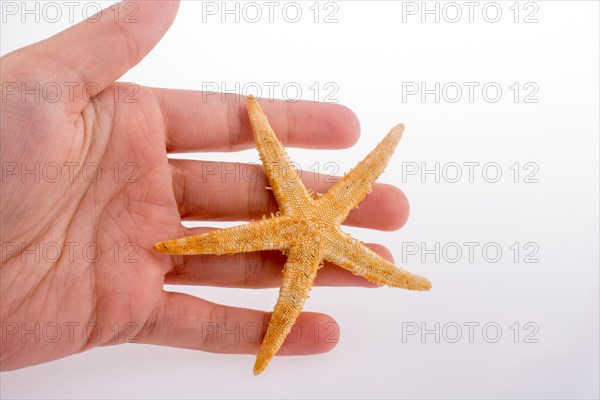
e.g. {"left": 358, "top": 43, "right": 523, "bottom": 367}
{"left": 4, "top": 0, "right": 179, "bottom": 109}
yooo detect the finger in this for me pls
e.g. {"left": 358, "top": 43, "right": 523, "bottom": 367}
{"left": 170, "top": 159, "right": 409, "bottom": 231}
{"left": 6, "top": 1, "right": 179, "bottom": 110}
{"left": 134, "top": 291, "right": 339, "bottom": 356}
{"left": 154, "top": 89, "right": 360, "bottom": 152}
{"left": 165, "top": 240, "right": 391, "bottom": 289}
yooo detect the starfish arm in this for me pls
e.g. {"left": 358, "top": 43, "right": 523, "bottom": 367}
{"left": 318, "top": 124, "right": 404, "bottom": 224}
{"left": 247, "top": 96, "right": 313, "bottom": 215}
{"left": 324, "top": 229, "right": 431, "bottom": 291}
{"left": 153, "top": 217, "right": 292, "bottom": 255}
{"left": 254, "top": 244, "right": 321, "bottom": 375}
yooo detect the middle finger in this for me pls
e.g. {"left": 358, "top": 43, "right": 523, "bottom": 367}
{"left": 169, "top": 159, "right": 410, "bottom": 231}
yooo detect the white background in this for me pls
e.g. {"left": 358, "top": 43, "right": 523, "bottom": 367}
{"left": 1, "top": 1, "right": 599, "bottom": 399}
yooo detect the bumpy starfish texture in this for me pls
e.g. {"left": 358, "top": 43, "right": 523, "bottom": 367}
{"left": 154, "top": 95, "right": 431, "bottom": 375}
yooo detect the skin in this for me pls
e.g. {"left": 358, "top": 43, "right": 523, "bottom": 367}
{"left": 0, "top": 0, "right": 410, "bottom": 371}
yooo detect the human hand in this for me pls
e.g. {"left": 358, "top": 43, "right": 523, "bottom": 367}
{"left": 0, "top": 0, "right": 409, "bottom": 371}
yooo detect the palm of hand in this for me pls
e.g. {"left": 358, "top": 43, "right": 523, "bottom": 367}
{"left": 2, "top": 82, "right": 178, "bottom": 367}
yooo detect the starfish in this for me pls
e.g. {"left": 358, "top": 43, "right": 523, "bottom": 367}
{"left": 154, "top": 95, "right": 431, "bottom": 374}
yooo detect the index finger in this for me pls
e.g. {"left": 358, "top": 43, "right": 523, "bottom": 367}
{"left": 154, "top": 89, "right": 361, "bottom": 152}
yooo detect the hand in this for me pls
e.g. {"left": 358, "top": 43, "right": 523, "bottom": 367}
{"left": 0, "top": 0, "right": 409, "bottom": 371}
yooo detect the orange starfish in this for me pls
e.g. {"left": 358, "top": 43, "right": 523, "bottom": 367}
{"left": 154, "top": 95, "right": 431, "bottom": 374}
